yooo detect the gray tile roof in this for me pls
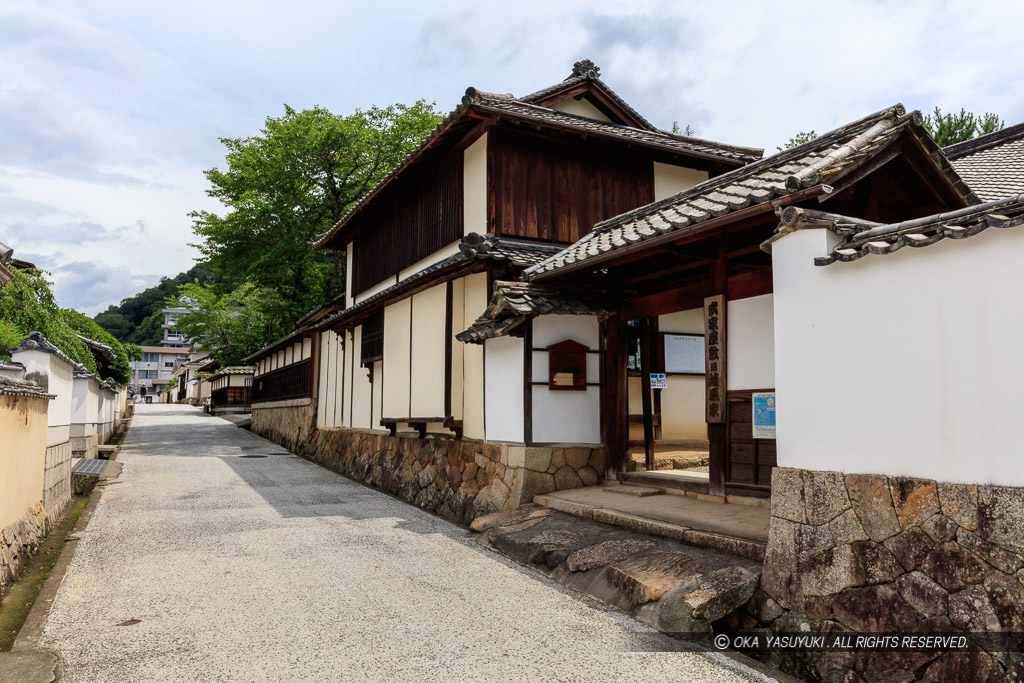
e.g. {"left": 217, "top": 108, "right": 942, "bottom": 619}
{"left": 11, "top": 331, "right": 79, "bottom": 368}
{"left": 456, "top": 280, "right": 615, "bottom": 344}
{"left": 788, "top": 193, "right": 1024, "bottom": 266}
{"left": 525, "top": 105, "right": 976, "bottom": 280}
{"left": 519, "top": 60, "right": 656, "bottom": 131}
{"left": 0, "top": 375, "right": 53, "bottom": 399}
{"left": 946, "top": 123, "right": 1024, "bottom": 201}
{"left": 208, "top": 366, "right": 254, "bottom": 379}
{"left": 316, "top": 235, "right": 562, "bottom": 331}
{"left": 312, "top": 67, "right": 760, "bottom": 251}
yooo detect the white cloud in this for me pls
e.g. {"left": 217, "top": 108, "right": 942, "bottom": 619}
{"left": 2, "top": 0, "right": 1022, "bottom": 315}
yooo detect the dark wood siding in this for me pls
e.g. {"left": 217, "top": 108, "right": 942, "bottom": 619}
{"left": 488, "top": 128, "right": 654, "bottom": 244}
{"left": 352, "top": 150, "right": 464, "bottom": 294}
{"left": 725, "top": 390, "right": 775, "bottom": 496}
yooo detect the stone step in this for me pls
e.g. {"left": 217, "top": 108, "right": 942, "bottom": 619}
{"left": 534, "top": 493, "right": 766, "bottom": 562}
{"left": 607, "top": 484, "right": 664, "bottom": 497}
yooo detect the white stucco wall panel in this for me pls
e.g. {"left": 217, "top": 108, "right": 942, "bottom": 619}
{"left": 532, "top": 387, "right": 601, "bottom": 444}
{"left": 464, "top": 133, "right": 488, "bottom": 236}
{"left": 383, "top": 298, "right": 412, "bottom": 419}
{"left": 484, "top": 335, "right": 523, "bottom": 443}
{"left": 727, "top": 294, "right": 775, "bottom": 391}
{"left": 773, "top": 226, "right": 1024, "bottom": 486}
{"left": 653, "top": 162, "right": 709, "bottom": 202}
{"left": 550, "top": 99, "right": 612, "bottom": 122}
{"left": 349, "top": 326, "right": 373, "bottom": 430}
{"left": 450, "top": 278, "right": 465, "bottom": 421}
{"left": 410, "top": 284, "right": 447, "bottom": 418}
{"left": 462, "top": 273, "right": 487, "bottom": 439}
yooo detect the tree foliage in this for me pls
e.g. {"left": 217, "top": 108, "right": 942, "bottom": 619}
{"left": 61, "top": 309, "right": 136, "bottom": 384}
{"left": 190, "top": 102, "right": 443, "bottom": 324}
{"left": 93, "top": 263, "right": 213, "bottom": 344}
{"left": 168, "top": 281, "right": 290, "bottom": 367}
{"left": 779, "top": 130, "right": 818, "bottom": 150}
{"left": 671, "top": 121, "right": 695, "bottom": 136}
{"left": 923, "top": 107, "right": 1004, "bottom": 147}
{"left": 0, "top": 267, "right": 97, "bottom": 373}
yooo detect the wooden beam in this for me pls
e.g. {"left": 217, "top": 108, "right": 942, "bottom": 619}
{"left": 707, "top": 247, "right": 728, "bottom": 497}
{"left": 602, "top": 314, "right": 628, "bottom": 478}
{"left": 639, "top": 317, "right": 656, "bottom": 471}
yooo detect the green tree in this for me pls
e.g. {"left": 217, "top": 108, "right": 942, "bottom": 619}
{"left": 61, "top": 309, "right": 135, "bottom": 384}
{"left": 923, "top": 107, "right": 1004, "bottom": 147}
{"left": 94, "top": 263, "right": 214, "bottom": 343}
{"left": 190, "top": 101, "right": 442, "bottom": 324}
{"left": 0, "top": 320, "right": 22, "bottom": 360}
{"left": 0, "top": 267, "right": 96, "bottom": 373}
{"left": 779, "top": 130, "right": 818, "bottom": 150}
{"left": 168, "top": 281, "right": 290, "bottom": 366}
{"left": 671, "top": 121, "right": 695, "bottom": 136}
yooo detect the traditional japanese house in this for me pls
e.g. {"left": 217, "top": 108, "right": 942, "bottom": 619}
{"left": 207, "top": 366, "right": 253, "bottom": 415}
{"left": 464, "top": 104, "right": 976, "bottom": 500}
{"left": 247, "top": 61, "right": 762, "bottom": 521}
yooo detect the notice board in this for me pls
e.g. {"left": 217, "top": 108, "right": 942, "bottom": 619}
{"left": 664, "top": 334, "right": 705, "bottom": 374}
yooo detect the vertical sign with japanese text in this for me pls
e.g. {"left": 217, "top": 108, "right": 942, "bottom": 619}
{"left": 704, "top": 294, "right": 726, "bottom": 423}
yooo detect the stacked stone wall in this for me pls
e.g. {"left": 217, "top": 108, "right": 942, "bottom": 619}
{"left": 751, "top": 466, "right": 1024, "bottom": 681}
{"left": 249, "top": 402, "right": 605, "bottom": 526}
{"left": 43, "top": 441, "right": 72, "bottom": 523}
{"left": 0, "top": 503, "right": 46, "bottom": 605}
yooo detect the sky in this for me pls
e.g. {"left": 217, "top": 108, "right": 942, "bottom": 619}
{"left": 3, "top": 0, "right": 1023, "bottom": 316}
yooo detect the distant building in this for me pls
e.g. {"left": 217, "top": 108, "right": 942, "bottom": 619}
{"left": 160, "top": 307, "right": 189, "bottom": 348}
{"left": 132, "top": 345, "right": 190, "bottom": 392}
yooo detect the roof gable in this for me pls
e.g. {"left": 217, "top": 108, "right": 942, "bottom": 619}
{"left": 519, "top": 60, "right": 656, "bottom": 130}
{"left": 525, "top": 105, "right": 977, "bottom": 280}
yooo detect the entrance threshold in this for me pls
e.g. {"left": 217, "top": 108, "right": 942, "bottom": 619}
{"left": 533, "top": 483, "right": 769, "bottom": 562}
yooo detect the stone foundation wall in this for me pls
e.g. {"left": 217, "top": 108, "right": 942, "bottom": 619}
{"left": 0, "top": 503, "right": 46, "bottom": 604}
{"left": 71, "top": 433, "right": 99, "bottom": 459}
{"left": 44, "top": 441, "right": 72, "bottom": 523}
{"left": 249, "top": 401, "right": 605, "bottom": 526}
{"left": 250, "top": 400, "right": 316, "bottom": 454}
{"left": 753, "top": 466, "right": 1024, "bottom": 682}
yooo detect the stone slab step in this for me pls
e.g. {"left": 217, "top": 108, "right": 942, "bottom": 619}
{"left": 534, "top": 494, "right": 766, "bottom": 562}
{"left": 97, "top": 445, "right": 117, "bottom": 453}
{"left": 607, "top": 484, "right": 664, "bottom": 497}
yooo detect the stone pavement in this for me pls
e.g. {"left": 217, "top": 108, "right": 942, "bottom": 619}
{"left": 37, "top": 404, "right": 778, "bottom": 682}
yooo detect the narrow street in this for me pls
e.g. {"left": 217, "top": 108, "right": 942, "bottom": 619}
{"left": 39, "top": 404, "right": 774, "bottom": 682}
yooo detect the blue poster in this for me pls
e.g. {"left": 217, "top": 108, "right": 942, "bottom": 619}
{"left": 752, "top": 392, "right": 776, "bottom": 439}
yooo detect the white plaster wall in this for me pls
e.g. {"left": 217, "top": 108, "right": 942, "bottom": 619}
{"left": 484, "top": 335, "right": 523, "bottom": 443}
{"left": 464, "top": 133, "right": 488, "bottom": 236}
{"left": 656, "top": 308, "right": 707, "bottom": 440}
{"left": 346, "top": 246, "right": 354, "bottom": 308}
{"left": 773, "top": 226, "right": 1024, "bottom": 486}
{"left": 355, "top": 275, "right": 398, "bottom": 304}
{"left": 316, "top": 331, "right": 331, "bottom": 429}
{"left": 410, "top": 283, "right": 447, "bottom": 418}
{"left": 727, "top": 294, "right": 775, "bottom": 391}
{"left": 14, "top": 350, "right": 73, "bottom": 446}
{"left": 371, "top": 360, "right": 383, "bottom": 430}
{"left": 550, "top": 98, "right": 612, "bottom": 122}
{"left": 529, "top": 315, "right": 601, "bottom": 445}
{"left": 398, "top": 241, "right": 461, "bottom": 281}
{"left": 450, "top": 278, "right": 465, "bottom": 421}
{"left": 342, "top": 330, "right": 354, "bottom": 429}
{"left": 332, "top": 333, "right": 345, "bottom": 428}
{"left": 349, "top": 326, "right": 373, "bottom": 429}
{"left": 653, "top": 162, "right": 709, "bottom": 201}
{"left": 462, "top": 273, "right": 487, "bottom": 439}
{"left": 383, "top": 298, "right": 412, "bottom": 419}
{"left": 71, "top": 377, "right": 100, "bottom": 435}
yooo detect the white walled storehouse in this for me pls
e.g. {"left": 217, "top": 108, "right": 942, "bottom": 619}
{"left": 11, "top": 332, "right": 78, "bottom": 520}
{"left": 247, "top": 60, "right": 763, "bottom": 522}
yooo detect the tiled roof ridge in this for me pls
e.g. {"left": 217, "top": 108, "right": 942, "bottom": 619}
{"left": 0, "top": 375, "right": 54, "bottom": 399}
{"left": 589, "top": 104, "right": 906, "bottom": 236}
{"left": 792, "top": 193, "right": 1024, "bottom": 265}
{"left": 11, "top": 331, "right": 78, "bottom": 368}
{"left": 943, "top": 121, "right": 1024, "bottom": 160}
{"left": 467, "top": 89, "right": 762, "bottom": 161}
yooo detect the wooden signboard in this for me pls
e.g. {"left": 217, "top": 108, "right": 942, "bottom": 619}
{"left": 548, "top": 339, "right": 589, "bottom": 391}
{"left": 704, "top": 295, "right": 726, "bottom": 423}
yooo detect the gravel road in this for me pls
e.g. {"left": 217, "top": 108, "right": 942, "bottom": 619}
{"left": 40, "top": 404, "right": 776, "bottom": 682}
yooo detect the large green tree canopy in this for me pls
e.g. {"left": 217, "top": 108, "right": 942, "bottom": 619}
{"left": 190, "top": 101, "right": 443, "bottom": 325}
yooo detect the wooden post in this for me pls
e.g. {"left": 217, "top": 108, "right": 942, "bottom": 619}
{"left": 602, "top": 314, "right": 628, "bottom": 478}
{"left": 706, "top": 247, "right": 729, "bottom": 496}
{"left": 639, "top": 316, "right": 656, "bottom": 472}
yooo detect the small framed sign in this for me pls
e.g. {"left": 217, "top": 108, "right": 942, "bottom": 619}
{"left": 649, "top": 373, "right": 667, "bottom": 389}
{"left": 547, "top": 339, "right": 589, "bottom": 391}
{"left": 752, "top": 392, "right": 776, "bottom": 440}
